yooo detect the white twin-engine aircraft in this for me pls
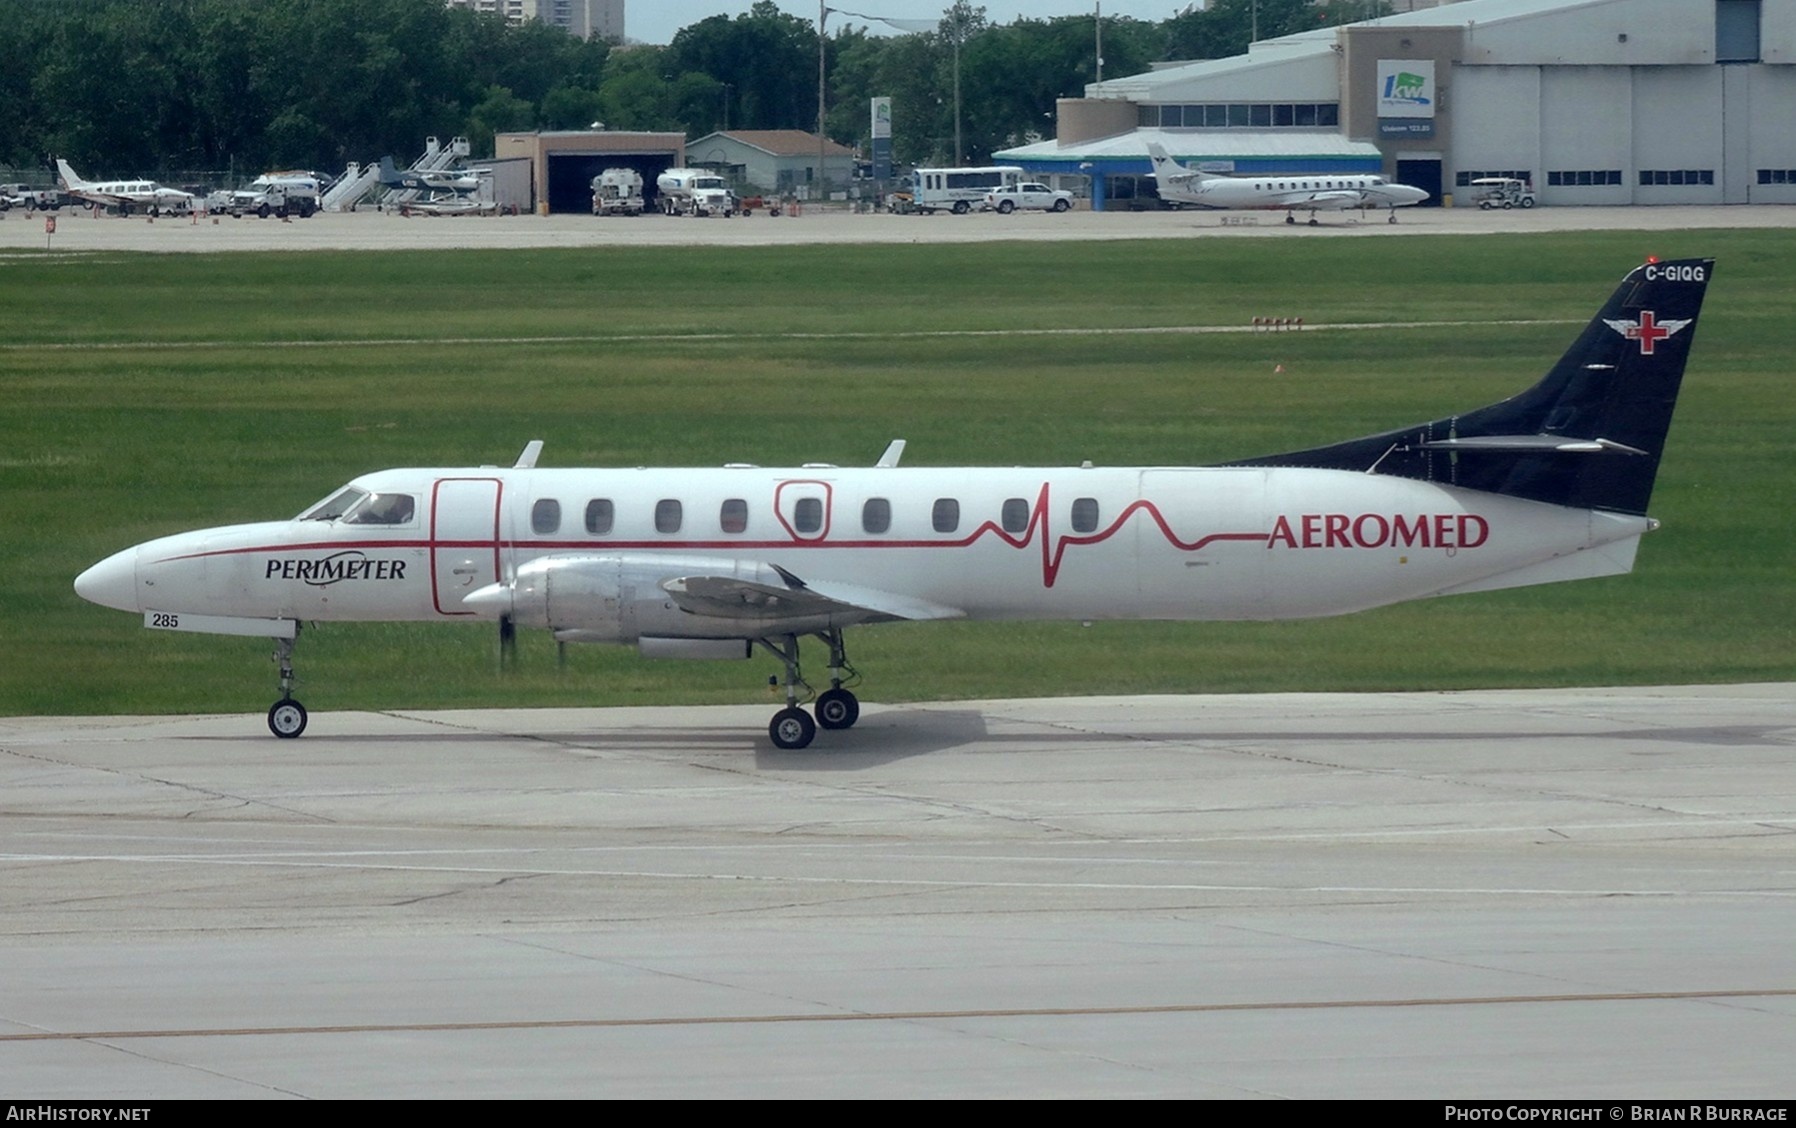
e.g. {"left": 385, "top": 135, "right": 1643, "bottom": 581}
{"left": 1146, "top": 142, "right": 1429, "bottom": 224}
{"left": 56, "top": 159, "right": 196, "bottom": 216}
{"left": 75, "top": 258, "right": 1712, "bottom": 749}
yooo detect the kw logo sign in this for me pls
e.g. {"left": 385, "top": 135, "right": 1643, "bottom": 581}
{"left": 1382, "top": 71, "right": 1431, "bottom": 106}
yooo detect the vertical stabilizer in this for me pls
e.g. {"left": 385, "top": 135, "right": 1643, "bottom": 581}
{"left": 55, "top": 159, "right": 88, "bottom": 191}
{"left": 1225, "top": 258, "right": 1714, "bottom": 515}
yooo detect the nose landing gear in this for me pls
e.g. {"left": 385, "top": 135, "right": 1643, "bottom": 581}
{"left": 267, "top": 631, "right": 308, "bottom": 738}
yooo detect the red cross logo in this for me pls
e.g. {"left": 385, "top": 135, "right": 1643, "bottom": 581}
{"left": 1604, "top": 311, "right": 1691, "bottom": 356}
{"left": 1629, "top": 311, "right": 1670, "bottom": 354}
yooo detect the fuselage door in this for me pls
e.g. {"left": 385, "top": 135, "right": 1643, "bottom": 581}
{"left": 430, "top": 477, "right": 503, "bottom": 616}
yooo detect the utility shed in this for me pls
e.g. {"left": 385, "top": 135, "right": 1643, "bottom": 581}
{"left": 494, "top": 131, "right": 686, "bottom": 214}
{"left": 686, "top": 131, "right": 858, "bottom": 198}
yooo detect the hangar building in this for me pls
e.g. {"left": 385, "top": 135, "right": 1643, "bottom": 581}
{"left": 999, "top": 0, "right": 1795, "bottom": 210}
{"left": 495, "top": 131, "right": 685, "bottom": 214}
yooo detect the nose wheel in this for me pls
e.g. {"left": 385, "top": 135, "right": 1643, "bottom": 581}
{"left": 268, "top": 698, "right": 308, "bottom": 739}
{"left": 267, "top": 631, "right": 308, "bottom": 738}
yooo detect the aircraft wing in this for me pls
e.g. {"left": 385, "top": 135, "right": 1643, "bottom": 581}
{"left": 67, "top": 188, "right": 125, "bottom": 208}
{"left": 1288, "top": 190, "right": 1365, "bottom": 210}
{"left": 662, "top": 571, "right": 963, "bottom": 625}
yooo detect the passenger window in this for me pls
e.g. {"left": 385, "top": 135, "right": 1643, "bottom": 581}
{"left": 585, "top": 498, "right": 614, "bottom": 535}
{"left": 862, "top": 497, "right": 891, "bottom": 534}
{"left": 794, "top": 497, "right": 822, "bottom": 534}
{"left": 1071, "top": 497, "right": 1100, "bottom": 534}
{"left": 531, "top": 499, "right": 561, "bottom": 535}
{"left": 1001, "top": 498, "right": 1029, "bottom": 534}
{"left": 720, "top": 498, "right": 748, "bottom": 533}
{"left": 932, "top": 498, "right": 959, "bottom": 533}
{"left": 655, "top": 499, "right": 683, "bottom": 534}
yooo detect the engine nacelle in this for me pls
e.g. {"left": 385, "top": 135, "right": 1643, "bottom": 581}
{"left": 495, "top": 554, "right": 793, "bottom": 643}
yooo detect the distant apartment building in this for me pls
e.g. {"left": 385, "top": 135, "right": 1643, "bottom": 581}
{"left": 445, "top": 0, "right": 624, "bottom": 41}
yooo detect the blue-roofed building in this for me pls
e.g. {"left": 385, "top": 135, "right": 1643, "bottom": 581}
{"left": 998, "top": 0, "right": 1794, "bottom": 211}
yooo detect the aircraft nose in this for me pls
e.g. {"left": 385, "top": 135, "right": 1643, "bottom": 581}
{"left": 74, "top": 546, "right": 140, "bottom": 612}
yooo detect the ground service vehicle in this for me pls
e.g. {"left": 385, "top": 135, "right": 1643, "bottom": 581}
{"left": 592, "top": 169, "right": 645, "bottom": 216}
{"left": 1472, "top": 178, "right": 1538, "bottom": 209}
{"left": 897, "top": 166, "right": 1025, "bottom": 214}
{"left": 655, "top": 169, "right": 735, "bottom": 217}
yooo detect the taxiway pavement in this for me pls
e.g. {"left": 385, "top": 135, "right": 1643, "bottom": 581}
{"left": 5, "top": 201, "right": 1796, "bottom": 254}
{"left": 3, "top": 686, "right": 1793, "bottom": 1098}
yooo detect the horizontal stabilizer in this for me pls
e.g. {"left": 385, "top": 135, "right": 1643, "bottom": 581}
{"left": 1415, "top": 435, "right": 1648, "bottom": 456}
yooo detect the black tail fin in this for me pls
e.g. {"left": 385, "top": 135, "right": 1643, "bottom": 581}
{"left": 1224, "top": 258, "right": 1713, "bottom": 515}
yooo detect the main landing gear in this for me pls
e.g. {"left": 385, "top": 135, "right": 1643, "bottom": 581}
{"left": 267, "top": 630, "right": 308, "bottom": 738}
{"left": 757, "top": 627, "right": 861, "bottom": 750}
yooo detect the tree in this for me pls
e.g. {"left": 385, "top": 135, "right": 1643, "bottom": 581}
{"left": 465, "top": 85, "right": 535, "bottom": 156}
{"left": 1164, "top": 0, "right": 1322, "bottom": 61}
{"left": 667, "top": 2, "right": 817, "bottom": 133}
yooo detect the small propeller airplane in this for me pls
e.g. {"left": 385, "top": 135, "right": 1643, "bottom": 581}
{"left": 375, "top": 156, "right": 493, "bottom": 215}
{"left": 56, "top": 158, "right": 197, "bottom": 216}
{"left": 376, "top": 156, "right": 484, "bottom": 194}
{"left": 76, "top": 258, "right": 1711, "bottom": 749}
{"left": 1147, "top": 142, "right": 1429, "bottom": 225}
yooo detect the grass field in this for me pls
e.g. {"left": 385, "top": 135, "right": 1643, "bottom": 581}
{"left": 3, "top": 229, "right": 1791, "bottom": 717}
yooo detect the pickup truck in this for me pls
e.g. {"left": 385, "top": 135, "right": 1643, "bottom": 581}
{"left": 983, "top": 182, "right": 1074, "bottom": 214}
{"left": 0, "top": 184, "right": 63, "bottom": 211}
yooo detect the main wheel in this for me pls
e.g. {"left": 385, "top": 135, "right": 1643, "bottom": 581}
{"left": 1520, "top": 196, "right": 1536, "bottom": 209}
{"left": 998, "top": 200, "right": 1015, "bottom": 214}
{"left": 952, "top": 200, "right": 969, "bottom": 215}
{"left": 1052, "top": 198, "right": 1070, "bottom": 213}
{"left": 815, "top": 688, "right": 860, "bottom": 730}
{"left": 769, "top": 707, "right": 816, "bottom": 750}
{"left": 268, "top": 698, "right": 308, "bottom": 739}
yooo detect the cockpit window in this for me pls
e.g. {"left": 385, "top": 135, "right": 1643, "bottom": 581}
{"left": 341, "top": 492, "right": 416, "bottom": 525}
{"left": 300, "top": 486, "right": 367, "bottom": 521}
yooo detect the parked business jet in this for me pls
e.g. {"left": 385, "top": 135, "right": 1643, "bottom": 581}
{"left": 1147, "top": 142, "right": 1428, "bottom": 224}
{"left": 75, "top": 259, "right": 1711, "bottom": 749}
{"left": 56, "top": 159, "right": 196, "bottom": 216}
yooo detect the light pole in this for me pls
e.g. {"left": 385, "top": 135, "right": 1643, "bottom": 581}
{"left": 820, "top": 4, "right": 829, "bottom": 201}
